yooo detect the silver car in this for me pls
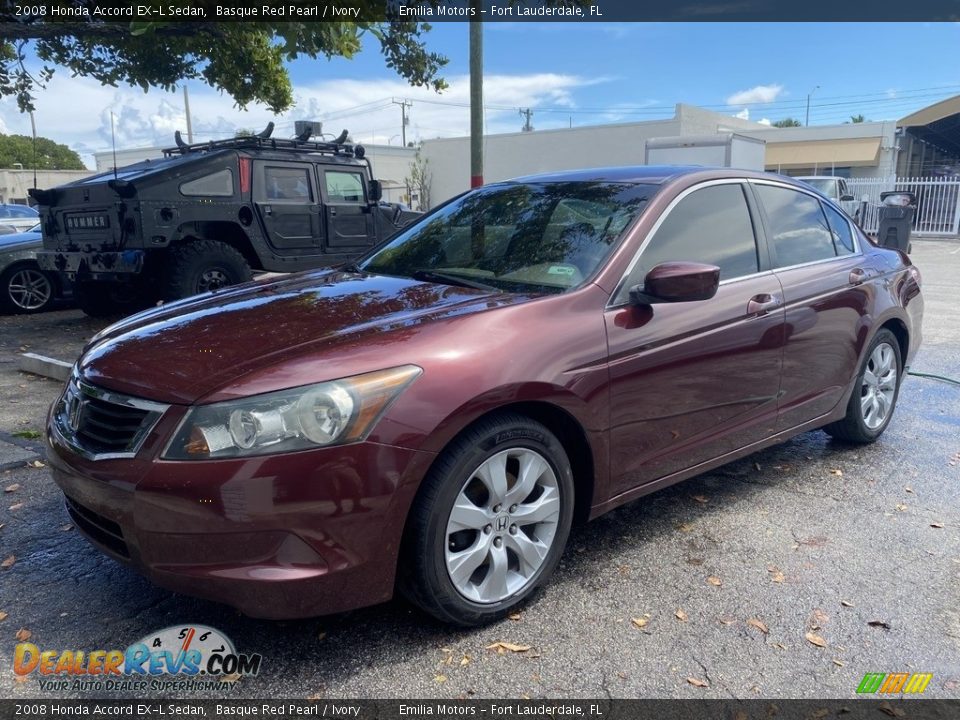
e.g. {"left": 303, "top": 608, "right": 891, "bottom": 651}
{"left": 0, "top": 203, "right": 40, "bottom": 233}
{"left": 0, "top": 223, "right": 71, "bottom": 313}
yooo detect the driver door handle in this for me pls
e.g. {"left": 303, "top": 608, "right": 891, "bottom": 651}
{"left": 747, "top": 293, "right": 781, "bottom": 316}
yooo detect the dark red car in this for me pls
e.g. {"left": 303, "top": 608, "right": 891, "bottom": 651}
{"left": 46, "top": 167, "right": 923, "bottom": 625}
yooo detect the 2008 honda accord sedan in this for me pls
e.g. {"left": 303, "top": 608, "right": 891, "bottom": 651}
{"left": 47, "top": 166, "right": 923, "bottom": 625}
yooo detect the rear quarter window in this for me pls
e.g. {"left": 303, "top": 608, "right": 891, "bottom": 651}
{"left": 756, "top": 184, "right": 837, "bottom": 267}
{"left": 179, "top": 169, "right": 234, "bottom": 197}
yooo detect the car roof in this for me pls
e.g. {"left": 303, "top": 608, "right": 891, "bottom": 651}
{"left": 508, "top": 165, "right": 792, "bottom": 186}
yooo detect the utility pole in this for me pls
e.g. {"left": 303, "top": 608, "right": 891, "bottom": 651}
{"left": 519, "top": 108, "right": 534, "bottom": 132}
{"left": 469, "top": 5, "right": 483, "bottom": 188}
{"left": 183, "top": 85, "right": 193, "bottom": 143}
{"left": 805, "top": 85, "right": 819, "bottom": 127}
{"left": 392, "top": 98, "right": 412, "bottom": 146}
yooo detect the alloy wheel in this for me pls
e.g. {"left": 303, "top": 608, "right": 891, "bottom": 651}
{"left": 444, "top": 448, "right": 562, "bottom": 604}
{"left": 198, "top": 268, "right": 230, "bottom": 293}
{"left": 860, "top": 342, "right": 897, "bottom": 430}
{"left": 7, "top": 267, "right": 52, "bottom": 311}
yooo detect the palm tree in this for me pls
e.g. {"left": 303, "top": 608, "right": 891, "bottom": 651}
{"left": 772, "top": 118, "right": 802, "bottom": 128}
{"left": 849, "top": 114, "right": 866, "bottom": 123}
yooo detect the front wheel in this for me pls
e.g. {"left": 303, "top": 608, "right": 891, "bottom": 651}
{"left": 74, "top": 280, "right": 152, "bottom": 318}
{"left": 824, "top": 328, "right": 902, "bottom": 443}
{"left": 401, "top": 414, "right": 575, "bottom": 626}
{"left": 0, "top": 263, "right": 55, "bottom": 314}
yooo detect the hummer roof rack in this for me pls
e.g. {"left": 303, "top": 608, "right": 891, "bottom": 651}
{"left": 162, "top": 123, "right": 364, "bottom": 159}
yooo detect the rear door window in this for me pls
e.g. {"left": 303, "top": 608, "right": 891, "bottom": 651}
{"left": 755, "top": 184, "right": 836, "bottom": 267}
{"left": 822, "top": 203, "right": 856, "bottom": 255}
{"left": 264, "top": 166, "right": 313, "bottom": 201}
{"left": 324, "top": 172, "right": 366, "bottom": 204}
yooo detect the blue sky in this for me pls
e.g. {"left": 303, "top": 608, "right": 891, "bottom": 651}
{"left": 1, "top": 22, "right": 958, "bottom": 166}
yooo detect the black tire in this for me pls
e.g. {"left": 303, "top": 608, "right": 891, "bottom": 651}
{"left": 162, "top": 240, "right": 252, "bottom": 301}
{"left": 400, "top": 413, "right": 575, "bottom": 626}
{"left": 0, "top": 262, "right": 56, "bottom": 314}
{"left": 824, "top": 328, "right": 903, "bottom": 443}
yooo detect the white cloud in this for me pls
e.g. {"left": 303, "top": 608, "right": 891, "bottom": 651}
{"left": 726, "top": 83, "right": 784, "bottom": 105}
{"left": 758, "top": 118, "right": 772, "bottom": 126}
{"left": 733, "top": 108, "right": 750, "bottom": 120}
{"left": 0, "top": 71, "right": 608, "bottom": 167}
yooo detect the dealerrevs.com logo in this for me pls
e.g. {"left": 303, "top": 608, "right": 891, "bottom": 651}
{"left": 13, "top": 625, "right": 262, "bottom": 692}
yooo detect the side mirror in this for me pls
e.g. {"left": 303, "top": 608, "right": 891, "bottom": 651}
{"left": 840, "top": 193, "right": 854, "bottom": 202}
{"left": 368, "top": 179, "right": 383, "bottom": 202}
{"left": 629, "top": 261, "right": 720, "bottom": 305}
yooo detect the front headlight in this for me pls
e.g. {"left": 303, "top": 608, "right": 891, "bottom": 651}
{"left": 162, "top": 365, "right": 422, "bottom": 460}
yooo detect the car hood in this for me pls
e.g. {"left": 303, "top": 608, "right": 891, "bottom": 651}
{"left": 79, "top": 270, "right": 529, "bottom": 404}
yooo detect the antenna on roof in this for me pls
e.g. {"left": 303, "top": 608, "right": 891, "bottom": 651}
{"left": 110, "top": 111, "right": 118, "bottom": 180}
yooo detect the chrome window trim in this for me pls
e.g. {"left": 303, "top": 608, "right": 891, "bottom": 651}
{"left": 52, "top": 370, "right": 168, "bottom": 461}
{"left": 608, "top": 178, "right": 754, "bottom": 309}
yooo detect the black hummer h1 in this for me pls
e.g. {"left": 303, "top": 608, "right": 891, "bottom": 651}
{"left": 32, "top": 124, "right": 421, "bottom": 316}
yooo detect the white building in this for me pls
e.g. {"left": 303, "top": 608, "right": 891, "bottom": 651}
{"left": 0, "top": 169, "right": 93, "bottom": 205}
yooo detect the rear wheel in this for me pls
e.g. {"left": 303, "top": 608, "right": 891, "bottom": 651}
{"left": 824, "top": 329, "right": 902, "bottom": 443}
{"left": 162, "top": 240, "right": 252, "bottom": 301}
{"left": 400, "top": 414, "right": 575, "bottom": 626}
{"left": 0, "top": 262, "right": 55, "bottom": 314}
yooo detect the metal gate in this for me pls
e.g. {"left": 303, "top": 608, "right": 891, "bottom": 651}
{"left": 846, "top": 177, "right": 960, "bottom": 237}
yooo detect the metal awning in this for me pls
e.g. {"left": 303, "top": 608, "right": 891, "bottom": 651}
{"left": 765, "top": 137, "right": 882, "bottom": 169}
{"left": 898, "top": 95, "right": 960, "bottom": 159}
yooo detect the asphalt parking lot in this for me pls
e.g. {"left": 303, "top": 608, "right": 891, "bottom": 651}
{"left": 0, "top": 241, "right": 957, "bottom": 700}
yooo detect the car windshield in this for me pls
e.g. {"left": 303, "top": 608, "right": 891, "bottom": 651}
{"left": 800, "top": 178, "right": 837, "bottom": 195}
{"left": 359, "top": 181, "right": 656, "bottom": 294}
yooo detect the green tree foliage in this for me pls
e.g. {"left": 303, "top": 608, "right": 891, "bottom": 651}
{"left": 0, "top": 133, "right": 85, "bottom": 169}
{"left": 0, "top": 3, "right": 448, "bottom": 113}
{"left": 849, "top": 114, "right": 866, "bottom": 123}
{"left": 772, "top": 118, "right": 803, "bottom": 128}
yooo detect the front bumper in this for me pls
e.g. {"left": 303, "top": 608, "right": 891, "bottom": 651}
{"left": 46, "top": 417, "right": 435, "bottom": 619}
{"left": 37, "top": 249, "right": 144, "bottom": 280}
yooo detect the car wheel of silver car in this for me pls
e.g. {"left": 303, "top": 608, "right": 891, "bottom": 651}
{"left": 1, "top": 262, "right": 54, "bottom": 314}
{"left": 401, "top": 413, "right": 575, "bottom": 626}
{"left": 824, "top": 328, "right": 902, "bottom": 444}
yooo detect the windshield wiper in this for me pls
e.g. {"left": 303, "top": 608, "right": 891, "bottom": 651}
{"left": 411, "top": 269, "right": 501, "bottom": 292}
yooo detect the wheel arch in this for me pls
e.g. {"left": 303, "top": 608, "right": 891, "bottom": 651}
{"left": 176, "top": 222, "right": 261, "bottom": 270}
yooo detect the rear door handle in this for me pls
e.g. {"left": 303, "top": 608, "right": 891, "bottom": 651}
{"left": 262, "top": 205, "right": 272, "bottom": 216}
{"left": 747, "top": 293, "right": 781, "bottom": 316}
{"left": 849, "top": 267, "right": 868, "bottom": 285}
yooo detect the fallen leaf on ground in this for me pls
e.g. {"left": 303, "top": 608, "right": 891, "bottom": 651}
{"left": 905, "top": 487, "right": 914, "bottom": 494}
{"left": 676, "top": 522, "right": 695, "bottom": 533}
{"left": 316, "top": 631, "right": 326, "bottom": 641}
{"left": 718, "top": 616, "right": 736, "bottom": 626}
{"left": 12, "top": 430, "right": 41, "bottom": 440}
{"left": 895, "top": 504, "right": 908, "bottom": 512}
{"left": 773, "top": 643, "right": 787, "bottom": 650}
{"left": 840, "top": 600, "right": 854, "bottom": 608}
{"left": 675, "top": 609, "right": 688, "bottom": 622}
{"left": 878, "top": 702, "right": 905, "bottom": 718}
{"left": 706, "top": 576, "right": 722, "bottom": 586}
{"left": 27, "top": 460, "right": 45, "bottom": 469}
{"left": 747, "top": 618, "right": 769, "bottom": 634}
{"left": 508, "top": 612, "right": 522, "bottom": 621}
{"left": 832, "top": 659, "right": 845, "bottom": 667}
{"left": 829, "top": 469, "right": 843, "bottom": 476}
{"left": 0, "top": 611, "right": 7, "bottom": 621}
{"left": 3, "top": 484, "right": 20, "bottom": 493}
{"left": 867, "top": 620, "right": 892, "bottom": 630}
{"left": 687, "top": 557, "right": 704, "bottom": 566}
{"left": 691, "top": 495, "right": 709, "bottom": 504}
{"left": 60, "top": 524, "right": 73, "bottom": 532}
{"left": 812, "top": 609, "right": 830, "bottom": 627}
{"left": 631, "top": 617, "right": 649, "bottom": 629}
{"left": 687, "top": 677, "right": 709, "bottom": 688}
{"left": 486, "top": 642, "right": 531, "bottom": 654}
{"left": 768, "top": 566, "right": 785, "bottom": 583}
{"left": 1, "top": 556, "right": 15, "bottom": 570}
{"left": 15, "top": 628, "right": 31, "bottom": 642}
{"left": 219, "top": 673, "right": 242, "bottom": 684}
{"left": 8, "top": 503, "right": 23, "bottom": 512}
{"left": 434, "top": 674, "right": 447, "bottom": 683}
{"left": 460, "top": 655, "right": 471, "bottom": 667}
{"left": 930, "top": 522, "right": 944, "bottom": 529}
{"left": 805, "top": 632, "right": 827, "bottom": 648}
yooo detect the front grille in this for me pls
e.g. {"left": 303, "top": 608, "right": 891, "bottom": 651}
{"left": 54, "top": 373, "right": 168, "bottom": 460}
{"left": 65, "top": 495, "right": 129, "bottom": 558}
